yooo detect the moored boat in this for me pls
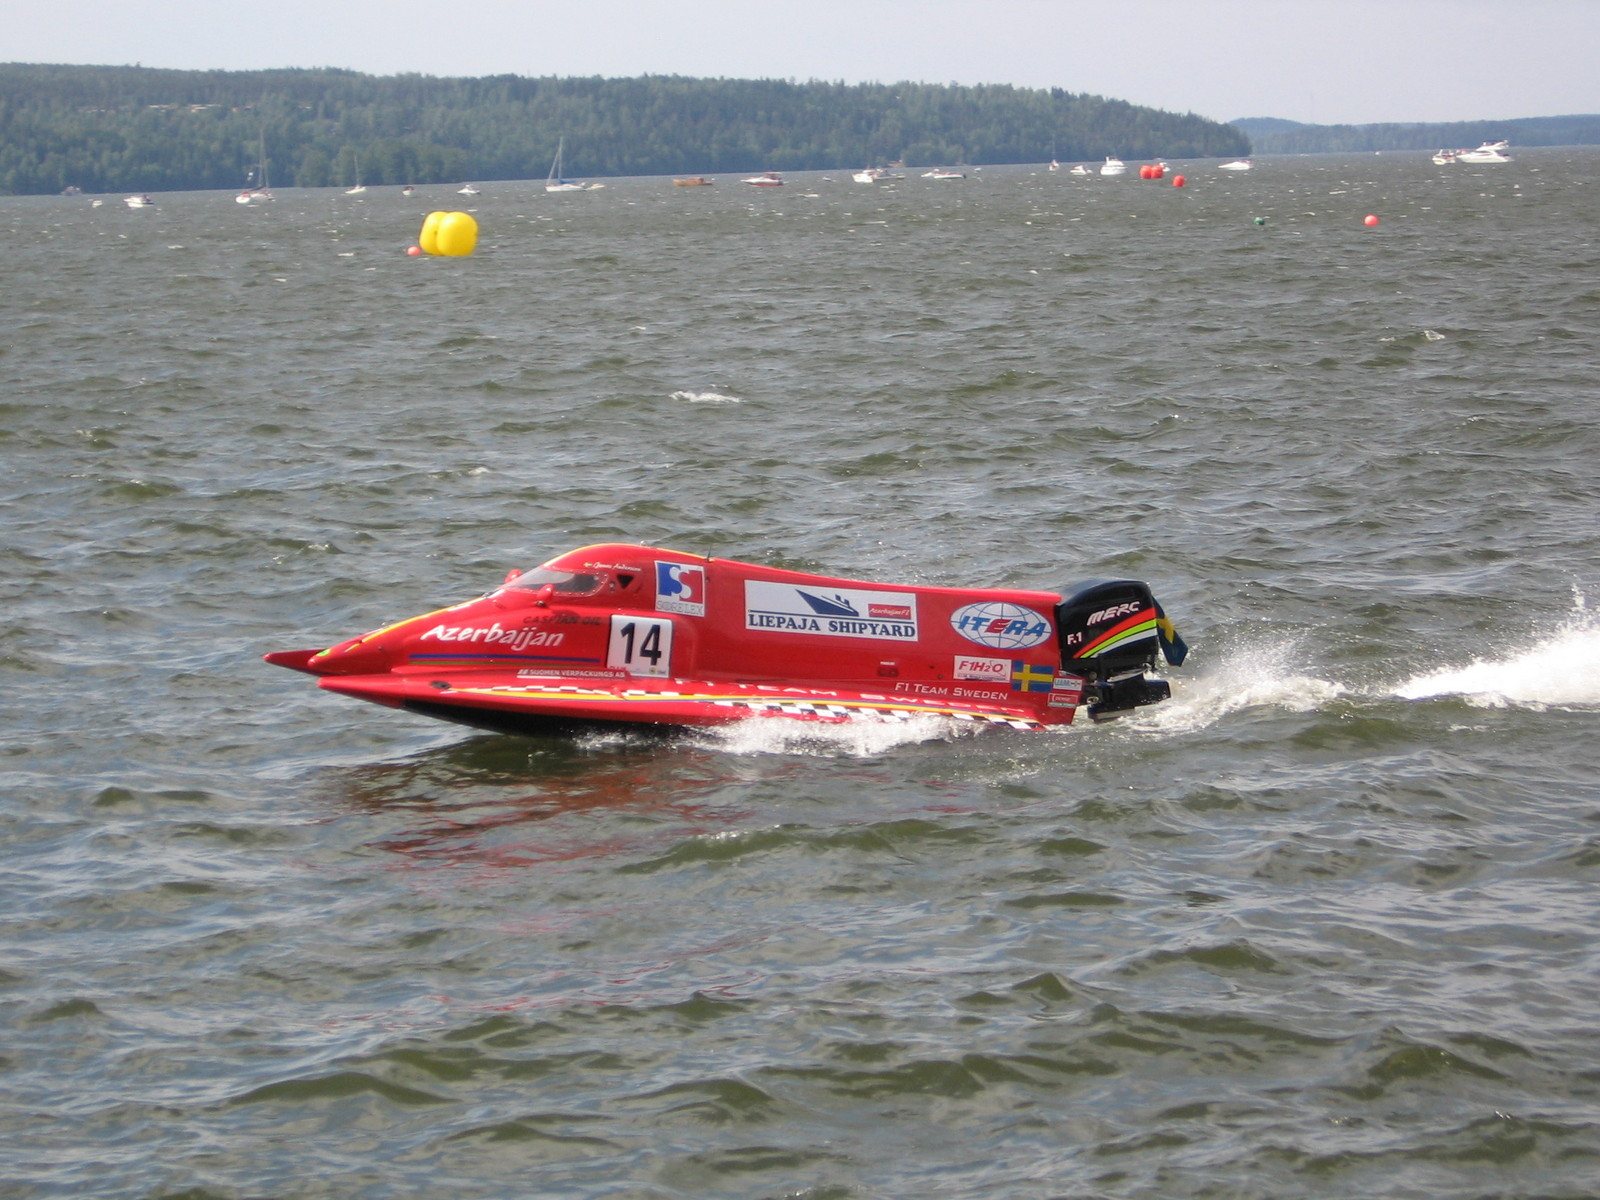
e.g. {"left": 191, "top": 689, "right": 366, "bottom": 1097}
{"left": 546, "top": 137, "right": 595, "bottom": 191}
{"left": 742, "top": 172, "right": 784, "bottom": 186}
{"left": 236, "top": 131, "right": 273, "bottom": 203}
{"left": 266, "top": 543, "right": 1188, "bottom": 738}
{"left": 1100, "top": 157, "right": 1127, "bottom": 176}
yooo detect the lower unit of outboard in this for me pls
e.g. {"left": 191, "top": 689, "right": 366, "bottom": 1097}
{"left": 1056, "top": 578, "right": 1187, "bottom": 721}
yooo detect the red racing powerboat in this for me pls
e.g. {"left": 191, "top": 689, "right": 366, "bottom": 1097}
{"left": 265, "top": 543, "right": 1188, "bottom": 737}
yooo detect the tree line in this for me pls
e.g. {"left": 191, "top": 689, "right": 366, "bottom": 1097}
{"left": 0, "top": 63, "right": 1251, "bottom": 195}
{"left": 1233, "top": 114, "right": 1600, "bottom": 155}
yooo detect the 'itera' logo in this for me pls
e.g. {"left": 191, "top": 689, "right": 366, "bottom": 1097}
{"left": 949, "top": 601, "right": 1052, "bottom": 650}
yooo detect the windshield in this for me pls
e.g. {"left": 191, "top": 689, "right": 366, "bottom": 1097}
{"left": 504, "top": 568, "right": 603, "bottom": 596}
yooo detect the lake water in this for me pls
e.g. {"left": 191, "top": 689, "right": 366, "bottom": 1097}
{"left": 3, "top": 151, "right": 1599, "bottom": 1199}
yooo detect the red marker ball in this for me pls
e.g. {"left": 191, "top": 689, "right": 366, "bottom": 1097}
{"left": 1172, "top": 175, "right": 1185, "bottom": 187}
{"left": 407, "top": 245, "right": 423, "bottom": 255}
{"left": 1364, "top": 214, "right": 1380, "bottom": 227}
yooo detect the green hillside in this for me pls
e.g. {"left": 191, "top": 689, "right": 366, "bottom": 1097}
{"left": 0, "top": 62, "right": 1251, "bottom": 195}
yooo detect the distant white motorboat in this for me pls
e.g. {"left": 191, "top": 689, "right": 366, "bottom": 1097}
{"left": 124, "top": 194, "right": 154, "bottom": 208}
{"left": 742, "top": 172, "right": 784, "bottom": 186}
{"left": 1068, "top": 163, "right": 1091, "bottom": 176}
{"left": 1432, "top": 149, "right": 1457, "bottom": 165}
{"left": 1456, "top": 141, "right": 1511, "bottom": 163}
{"left": 1218, "top": 159, "right": 1252, "bottom": 171}
{"left": 1100, "top": 157, "right": 1127, "bottom": 176}
{"left": 921, "top": 168, "right": 966, "bottom": 179}
{"left": 457, "top": 183, "right": 481, "bottom": 196}
{"left": 853, "top": 168, "right": 889, "bottom": 183}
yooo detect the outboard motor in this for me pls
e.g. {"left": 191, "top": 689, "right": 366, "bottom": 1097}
{"left": 1056, "top": 579, "right": 1187, "bottom": 720}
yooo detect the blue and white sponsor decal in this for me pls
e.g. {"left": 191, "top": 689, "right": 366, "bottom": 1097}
{"left": 655, "top": 561, "right": 706, "bottom": 616}
{"left": 1050, "top": 670, "right": 1086, "bottom": 708}
{"left": 745, "top": 580, "right": 919, "bottom": 640}
{"left": 950, "top": 601, "right": 1053, "bottom": 650}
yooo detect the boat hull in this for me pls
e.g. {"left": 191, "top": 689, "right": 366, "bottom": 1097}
{"left": 265, "top": 543, "right": 1185, "bottom": 739}
{"left": 313, "top": 669, "right": 1052, "bottom": 736}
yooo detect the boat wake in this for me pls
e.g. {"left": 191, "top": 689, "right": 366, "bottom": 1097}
{"left": 1130, "top": 636, "right": 1345, "bottom": 736}
{"left": 651, "top": 596, "right": 1600, "bottom": 758}
{"left": 1395, "top": 593, "right": 1600, "bottom": 709}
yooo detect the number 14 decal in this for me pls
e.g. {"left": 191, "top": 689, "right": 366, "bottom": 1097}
{"left": 607, "top": 615, "right": 673, "bottom": 677}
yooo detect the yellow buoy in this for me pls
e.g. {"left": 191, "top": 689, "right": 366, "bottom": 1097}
{"left": 418, "top": 211, "right": 447, "bottom": 255}
{"left": 433, "top": 211, "right": 478, "bottom": 257}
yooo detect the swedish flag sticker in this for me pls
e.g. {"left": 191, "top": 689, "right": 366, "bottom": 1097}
{"left": 1010, "top": 661, "right": 1055, "bottom": 693}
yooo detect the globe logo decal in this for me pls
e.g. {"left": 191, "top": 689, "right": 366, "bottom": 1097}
{"left": 949, "top": 601, "right": 1052, "bottom": 650}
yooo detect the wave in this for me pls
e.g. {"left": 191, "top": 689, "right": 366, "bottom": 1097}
{"left": 669, "top": 389, "right": 743, "bottom": 404}
{"left": 695, "top": 712, "right": 977, "bottom": 757}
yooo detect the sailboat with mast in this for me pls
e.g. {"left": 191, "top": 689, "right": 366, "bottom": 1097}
{"left": 545, "top": 138, "right": 592, "bottom": 192}
{"left": 344, "top": 151, "right": 366, "bottom": 194}
{"left": 236, "top": 130, "right": 273, "bottom": 203}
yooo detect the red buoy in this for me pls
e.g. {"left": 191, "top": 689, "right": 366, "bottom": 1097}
{"left": 1172, "top": 174, "right": 1186, "bottom": 187}
{"left": 1364, "top": 214, "right": 1380, "bottom": 227}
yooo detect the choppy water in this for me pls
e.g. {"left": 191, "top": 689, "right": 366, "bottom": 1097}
{"left": 4, "top": 150, "right": 1600, "bottom": 1199}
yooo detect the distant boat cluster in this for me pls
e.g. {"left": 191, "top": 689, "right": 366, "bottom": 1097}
{"left": 101, "top": 139, "right": 1519, "bottom": 210}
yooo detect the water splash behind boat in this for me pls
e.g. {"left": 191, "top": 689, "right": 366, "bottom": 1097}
{"left": 1395, "top": 592, "right": 1600, "bottom": 708}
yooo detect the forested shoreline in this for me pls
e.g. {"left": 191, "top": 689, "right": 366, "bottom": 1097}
{"left": 0, "top": 63, "right": 1251, "bottom": 195}
{"left": 1234, "top": 114, "right": 1600, "bottom": 154}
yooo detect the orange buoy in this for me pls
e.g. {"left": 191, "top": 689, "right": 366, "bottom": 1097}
{"left": 406, "top": 244, "right": 422, "bottom": 256}
{"left": 1172, "top": 174, "right": 1186, "bottom": 187}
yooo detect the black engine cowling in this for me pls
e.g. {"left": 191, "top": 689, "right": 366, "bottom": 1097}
{"left": 1056, "top": 579, "right": 1185, "bottom": 720}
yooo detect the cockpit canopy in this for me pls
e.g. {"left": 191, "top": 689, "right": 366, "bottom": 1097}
{"left": 503, "top": 567, "right": 604, "bottom": 596}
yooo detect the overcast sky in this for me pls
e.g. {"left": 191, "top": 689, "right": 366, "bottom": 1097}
{"left": 8, "top": 0, "right": 1597, "bottom": 126}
